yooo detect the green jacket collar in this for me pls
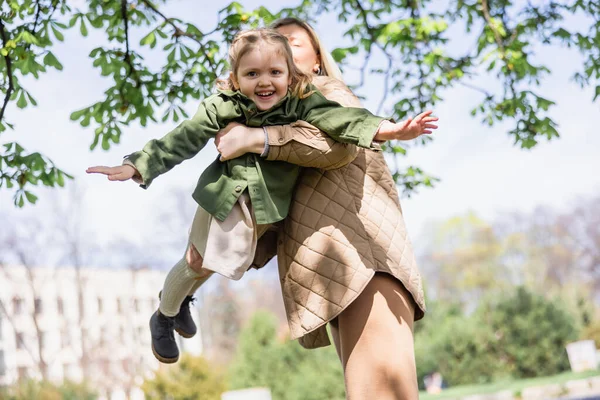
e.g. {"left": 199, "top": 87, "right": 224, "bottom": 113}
{"left": 217, "top": 88, "right": 293, "bottom": 112}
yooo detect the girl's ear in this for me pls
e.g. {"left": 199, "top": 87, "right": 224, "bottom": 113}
{"left": 230, "top": 72, "right": 239, "bottom": 89}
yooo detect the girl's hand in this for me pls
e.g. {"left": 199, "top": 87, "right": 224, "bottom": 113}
{"left": 215, "top": 122, "right": 265, "bottom": 161}
{"left": 86, "top": 164, "right": 138, "bottom": 181}
{"left": 374, "top": 111, "right": 438, "bottom": 142}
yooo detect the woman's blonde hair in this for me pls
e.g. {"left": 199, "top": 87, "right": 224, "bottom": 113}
{"left": 270, "top": 17, "right": 344, "bottom": 82}
{"left": 216, "top": 28, "right": 313, "bottom": 99}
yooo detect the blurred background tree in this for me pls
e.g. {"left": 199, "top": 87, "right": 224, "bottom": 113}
{"left": 228, "top": 310, "right": 346, "bottom": 400}
{"left": 142, "top": 354, "right": 227, "bottom": 400}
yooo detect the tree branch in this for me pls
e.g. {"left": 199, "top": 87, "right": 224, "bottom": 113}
{"left": 120, "top": 0, "right": 141, "bottom": 89}
{"left": 480, "top": 0, "right": 505, "bottom": 52}
{"left": 139, "top": 0, "right": 218, "bottom": 74}
{"left": 0, "top": 19, "right": 15, "bottom": 124}
{"left": 30, "top": 0, "right": 43, "bottom": 38}
{"left": 459, "top": 80, "right": 494, "bottom": 97}
{"left": 353, "top": 0, "right": 394, "bottom": 114}
{"left": 410, "top": 3, "right": 426, "bottom": 109}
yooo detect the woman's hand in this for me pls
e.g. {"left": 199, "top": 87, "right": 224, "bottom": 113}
{"left": 86, "top": 164, "right": 139, "bottom": 181}
{"left": 215, "top": 122, "right": 265, "bottom": 161}
{"left": 374, "top": 111, "right": 438, "bottom": 142}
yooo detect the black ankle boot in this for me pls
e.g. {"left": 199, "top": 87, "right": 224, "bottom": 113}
{"left": 149, "top": 310, "right": 179, "bottom": 364}
{"left": 174, "top": 295, "right": 197, "bottom": 339}
{"left": 158, "top": 291, "right": 198, "bottom": 339}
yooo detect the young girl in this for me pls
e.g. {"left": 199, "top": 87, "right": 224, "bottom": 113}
{"left": 87, "top": 28, "right": 436, "bottom": 364}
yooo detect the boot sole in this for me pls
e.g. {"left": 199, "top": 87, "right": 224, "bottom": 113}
{"left": 175, "top": 327, "right": 195, "bottom": 339}
{"left": 151, "top": 343, "right": 179, "bottom": 364}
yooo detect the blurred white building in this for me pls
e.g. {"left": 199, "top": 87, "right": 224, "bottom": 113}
{"left": 0, "top": 264, "right": 203, "bottom": 399}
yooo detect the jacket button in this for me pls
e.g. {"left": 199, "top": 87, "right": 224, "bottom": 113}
{"left": 235, "top": 185, "right": 242, "bottom": 192}
{"left": 278, "top": 138, "right": 284, "bottom": 143}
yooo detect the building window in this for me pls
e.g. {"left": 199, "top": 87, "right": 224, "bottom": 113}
{"left": 34, "top": 298, "right": 43, "bottom": 315}
{"left": 61, "top": 329, "right": 69, "bottom": 348}
{"left": 99, "top": 327, "right": 107, "bottom": 347}
{"left": 17, "top": 366, "right": 27, "bottom": 381}
{"left": 0, "top": 350, "right": 5, "bottom": 376}
{"left": 97, "top": 297, "right": 103, "bottom": 314}
{"left": 133, "top": 298, "right": 140, "bottom": 313}
{"left": 57, "top": 297, "right": 64, "bottom": 315}
{"left": 13, "top": 297, "right": 23, "bottom": 315}
{"left": 16, "top": 332, "right": 24, "bottom": 350}
{"left": 116, "top": 298, "right": 123, "bottom": 314}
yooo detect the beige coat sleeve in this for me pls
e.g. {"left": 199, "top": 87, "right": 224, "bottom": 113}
{"left": 265, "top": 76, "right": 380, "bottom": 170}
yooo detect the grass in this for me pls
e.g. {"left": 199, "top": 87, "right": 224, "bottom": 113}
{"left": 419, "top": 369, "right": 600, "bottom": 400}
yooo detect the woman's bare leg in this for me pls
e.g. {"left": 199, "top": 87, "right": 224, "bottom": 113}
{"left": 335, "top": 273, "right": 418, "bottom": 400}
{"left": 329, "top": 317, "right": 342, "bottom": 361}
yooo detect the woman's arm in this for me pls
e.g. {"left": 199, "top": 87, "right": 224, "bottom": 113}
{"left": 215, "top": 121, "right": 362, "bottom": 171}
{"left": 266, "top": 77, "right": 379, "bottom": 168}
{"left": 264, "top": 121, "right": 361, "bottom": 170}
{"left": 216, "top": 77, "right": 370, "bottom": 171}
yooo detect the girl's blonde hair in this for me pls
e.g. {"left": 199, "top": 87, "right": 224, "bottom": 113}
{"left": 216, "top": 28, "right": 313, "bottom": 99}
{"left": 270, "top": 17, "right": 344, "bottom": 82}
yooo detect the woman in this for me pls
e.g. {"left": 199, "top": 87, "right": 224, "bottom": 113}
{"left": 215, "top": 18, "right": 429, "bottom": 399}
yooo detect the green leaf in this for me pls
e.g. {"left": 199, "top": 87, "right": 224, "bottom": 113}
{"left": 43, "top": 52, "right": 63, "bottom": 70}
{"left": 70, "top": 108, "right": 88, "bottom": 121}
{"left": 51, "top": 25, "right": 64, "bottom": 42}
{"left": 24, "top": 191, "right": 38, "bottom": 204}
{"left": 17, "top": 92, "right": 27, "bottom": 109}
{"left": 594, "top": 86, "right": 600, "bottom": 101}
{"left": 80, "top": 20, "right": 88, "bottom": 37}
{"left": 57, "top": 172, "right": 65, "bottom": 187}
{"left": 26, "top": 92, "right": 37, "bottom": 106}
{"left": 140, "top": 31, "right": 156, "bottom": 47}
{"left": 19, "top": 31, "right": 40, "bottom": 45}
{"left": 90, "top": 133, "right": 100, "bottom": 150}
{"left": 89, "top": 17, "right": 104, "bottom": 29}
{"left": 101, "top": 134, "right": 110, "bottom": 150}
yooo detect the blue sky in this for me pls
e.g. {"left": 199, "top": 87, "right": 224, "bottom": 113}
{"left": 1, "top": 0, "right": 598, "bottom": 265}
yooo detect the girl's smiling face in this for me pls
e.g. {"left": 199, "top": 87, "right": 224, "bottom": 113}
{"left": 232, "top": 44, "right": 292, "bottom": 111}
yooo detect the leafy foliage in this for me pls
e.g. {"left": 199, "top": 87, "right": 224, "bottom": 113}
{"left": 0, "top": 379, "right": 97, "bottom": 400}
{"left": 2, "top": 0, "right": 599, "bottom": 205}
{"left": 415, "top": 287, "right": 579, "bottom": 387}
{"left": 228, "top": 310, "right": 345, "bottom": 400}
{"left": 479, "top": 287, "right": 578, "bottom": 379}
{"left": 142, "top": 354, "right": 227, "bottom": 400}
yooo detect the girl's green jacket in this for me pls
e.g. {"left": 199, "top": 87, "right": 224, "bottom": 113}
{"left": 126, "top": 86, "right": 386, "bottom": 225}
